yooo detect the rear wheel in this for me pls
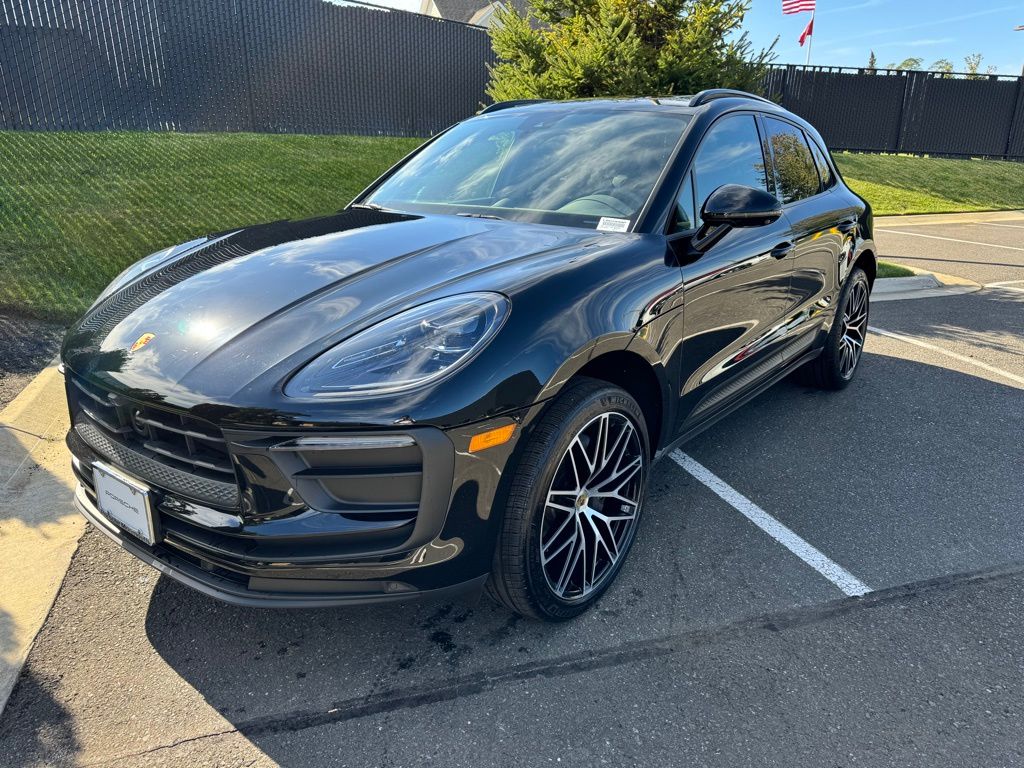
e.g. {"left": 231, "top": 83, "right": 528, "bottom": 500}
{"left": 486, "top": 378, "right": 649, "bottom": 620}
{"left": 799, "top": 267, "right": 870, "bottom": 390}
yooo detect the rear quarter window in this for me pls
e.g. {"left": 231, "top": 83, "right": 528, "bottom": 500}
{"left": 762, "top": 117, "right": 821, "bottom": 204}
{"left": 807, "top": 138, "right": 836, "bottom": 191}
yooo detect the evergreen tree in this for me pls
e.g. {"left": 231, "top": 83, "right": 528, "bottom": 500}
{"left": 487, "top": 0, "right": 777, "bottom": 101}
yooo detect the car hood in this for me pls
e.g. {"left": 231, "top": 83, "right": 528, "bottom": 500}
{"left": 63, "top": 208, "right": 608, "bottom": 404}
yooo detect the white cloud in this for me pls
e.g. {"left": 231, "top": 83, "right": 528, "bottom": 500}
{"left": 829, "top": 0, "right": 885, "bottom": 13}
{"left": 874, "top": 37, "right": 955, "bottom": 48}
{"left": 816, "top": 4, "right": 1018, "bottom": 47}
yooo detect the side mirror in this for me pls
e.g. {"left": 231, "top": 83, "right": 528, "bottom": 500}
{"left": 690, "top": 184, "right": 783, "bottom": 253}
{"left": 702, "top": 184, "right": 783, "bottom": 228}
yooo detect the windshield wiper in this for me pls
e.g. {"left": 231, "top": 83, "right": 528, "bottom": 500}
{"left": 455, "top": 212, "right": 506, "bottom": 220}
{"left": 352, "top": 204, "right": 505, "bottom": 220}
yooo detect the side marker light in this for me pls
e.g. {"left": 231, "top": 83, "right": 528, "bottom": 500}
{"left": 468, "top": 423, "right": 516, "bottom": 453}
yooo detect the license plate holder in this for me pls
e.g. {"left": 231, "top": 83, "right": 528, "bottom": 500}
{"left": 92, "top": 462, "right": 158, "bottom": 545}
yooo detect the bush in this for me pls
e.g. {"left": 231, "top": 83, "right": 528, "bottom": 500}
{"left": 487, "top": 0, "right": 776, "bottom": 101}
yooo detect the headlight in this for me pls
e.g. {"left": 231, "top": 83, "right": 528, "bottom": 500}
{"left": 285, "top": 293, "right": 510, "bottom": 399}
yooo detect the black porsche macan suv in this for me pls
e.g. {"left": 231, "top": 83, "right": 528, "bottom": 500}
{"left": 63, "top": 90, "right": 875, "bottom": 620}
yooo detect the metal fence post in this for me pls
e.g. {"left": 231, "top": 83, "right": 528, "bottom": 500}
{"left": 894, "top": 70, "right": 914, "bottom": 154}
{"left": 1004, "top": 75, "right": 1024, "bottom": 160}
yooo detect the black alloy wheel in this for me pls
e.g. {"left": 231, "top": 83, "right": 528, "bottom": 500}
{"left": 799, "top": 267, "right": 871, "bottom": 390}
{"left": 486, "top": 378, "right": 649, "bottom": 620}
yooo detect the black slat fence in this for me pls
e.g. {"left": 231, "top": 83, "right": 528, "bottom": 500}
{"left": 765, "top": 65, "right": 1024, "bottom": 160}
{"left": 3, "top": 5, "right": 1024, "bottom": 159}
{"left": 0, "top": 0, "right": 496, "bottom": 135}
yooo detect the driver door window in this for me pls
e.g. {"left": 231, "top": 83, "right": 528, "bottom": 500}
{"left": 673, "top": 172, "right": 696, "bottom": 232}
{"left": 692, "top": 115, "right": 771, "bottom": 227}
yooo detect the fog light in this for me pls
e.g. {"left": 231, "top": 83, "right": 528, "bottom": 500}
{"left": 468, "top": 423, "right": 516, "bottom": 453}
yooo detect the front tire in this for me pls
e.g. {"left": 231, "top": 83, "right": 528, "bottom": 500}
{"left": 799, "top": 267, "right": 870, "bottom": 390}
{"left": 486, "top": 378, "right": 649, "bottom": 620}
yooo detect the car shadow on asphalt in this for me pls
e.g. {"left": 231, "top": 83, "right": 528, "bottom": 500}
{"left": 2, "top": 347, "right": 1020, "bottom": 766}
{"left": 126, "top": 349, "right": 1024, "bottom": 766}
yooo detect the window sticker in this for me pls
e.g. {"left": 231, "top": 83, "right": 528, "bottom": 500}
{"left": 597, "top": 217, "right": 631, "bottom": 233}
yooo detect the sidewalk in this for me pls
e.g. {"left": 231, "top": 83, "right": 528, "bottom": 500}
{"left": 873, "top": 267, "right": 981, "bottom": 302}
{"left": 0, "top": 364, "right": 82, "bottom": 714}
{"left": 875, "top": 209, "right": 1024, "bottom": 227}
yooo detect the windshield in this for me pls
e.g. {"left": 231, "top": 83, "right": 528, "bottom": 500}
{"left": 364, "top": 109, "right": 690, "bottom": 231}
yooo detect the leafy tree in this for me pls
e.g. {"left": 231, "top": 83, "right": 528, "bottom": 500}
{"left": 486, "top": 0, "right": 777, "bottom": 101}
{"left": 887, "top": 57, "right": 923, "bottom": 71}
{"left": 866, "top": 50, "right": 877, "bottom": 72}
{"left": 963, "top": 53, "right": 997, "bottom": 79}
{"left": 929, "top": 58, "right": 953, "bottom": 74}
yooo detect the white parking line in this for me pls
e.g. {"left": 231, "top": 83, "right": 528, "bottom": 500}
{"left": 985, "top": 280, "right": 1024, "bottom": 293}
{"left": 670, "top": 450, "right": 872, "bottom": 597}
{"left": 980, "top": 222, "right": 1024, "bottom": 230}
{"left": 869, "top": 326, "right": 1024, "bottom": 387}
{"left": 876, "top": 229, "right": 1024, "bottom": 252}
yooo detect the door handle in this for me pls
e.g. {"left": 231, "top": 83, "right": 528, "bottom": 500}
{"left": 837, "top": 219, "right": 857, "bottom": 235}
{"left": 770, "top": 241, "right": 794, "bottom": 259}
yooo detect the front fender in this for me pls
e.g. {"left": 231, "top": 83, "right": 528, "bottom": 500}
{"left": 528, "top": 309, "right": 680, "bottom": 454}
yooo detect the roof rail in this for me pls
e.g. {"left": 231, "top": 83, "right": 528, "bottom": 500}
{"left": 688, "top": 89, "right": 774, "bottom": 107}
{"left": 478, "top": 99, "right": 549, "bottom": 115}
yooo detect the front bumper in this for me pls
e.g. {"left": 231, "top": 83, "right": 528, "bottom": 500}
{"left": 74, "top": 483, "right": 488, "bottom": 607}
{"left": 62, "top": 356, "right": 548, "bottom": 607}
{"left": 65, "top": 403, "right": 540, "bottom": 606}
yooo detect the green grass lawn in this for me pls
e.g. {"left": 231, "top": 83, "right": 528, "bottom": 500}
{"left": 0, "top": 131, "right": 420, "bottom": 323}
{"left": 2, "top": 131, "right": 1022, "bottom": 322}
{"left": 877, "top": 261, "right": 916, "bottom": 279}
{"left": 834, "top": 152, "right": 1024, "bottom": 216}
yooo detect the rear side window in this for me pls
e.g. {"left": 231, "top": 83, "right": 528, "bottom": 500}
{"left": 762, "top": 117, "right": 820, "bottom": 204}
{"left": 807, "top": 138, "right": 836, "bottom": 190}
{"left": 692, "top": 115, "right": 771, "bottom": 227}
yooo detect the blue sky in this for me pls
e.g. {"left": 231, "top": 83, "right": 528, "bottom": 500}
{"left": 358, "top": 0, "right": 1023, "bottom": 75}
{"left": 744, "top": 1, "right": 1023, "bottom": 75}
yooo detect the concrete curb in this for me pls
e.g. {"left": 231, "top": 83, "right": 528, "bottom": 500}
{"left": 875, "top": 209, "right": 1024, "bottom": 227}
{"left": 0, "top": 362, "right": 82, "bottom": 716}
{"left": 873, "top": 267, "right": 982, "bottom": 302}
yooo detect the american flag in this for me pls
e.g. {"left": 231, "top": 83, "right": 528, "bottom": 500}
{"left": 782, "top": 0, "right": 815, "bottom": 13}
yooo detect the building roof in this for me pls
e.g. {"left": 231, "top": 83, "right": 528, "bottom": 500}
{"left": 432, "top": 0, "right": 527, "bottom": 24}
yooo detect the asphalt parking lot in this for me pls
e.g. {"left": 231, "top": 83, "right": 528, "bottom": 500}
{"left": 2, "top": 213, "right": 1022, "bottom": 767}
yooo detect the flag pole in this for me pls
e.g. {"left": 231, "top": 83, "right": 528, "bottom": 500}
{"left": 805, "top": 11, "right": 814, "bottom": 66}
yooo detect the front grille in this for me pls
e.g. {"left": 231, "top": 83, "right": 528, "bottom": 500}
{"left": 69, "top": 375, "right": 239, "bottom": 508}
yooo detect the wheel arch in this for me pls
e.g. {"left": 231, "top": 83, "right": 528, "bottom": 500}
{"left": 854, "top": 246, "right": 877, "bottom": 287}
{"left": 569, "top": 349, "right": 669, "bottom": 455}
